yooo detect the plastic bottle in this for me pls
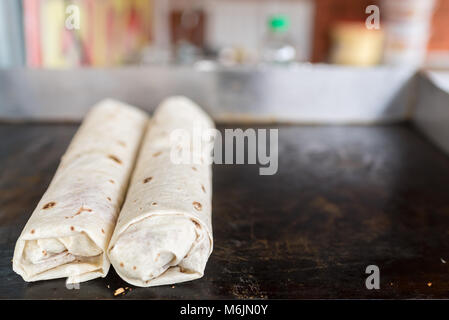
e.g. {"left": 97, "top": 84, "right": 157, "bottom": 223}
{"left": 262, "top": 15, "right": 296, "bottom": 64}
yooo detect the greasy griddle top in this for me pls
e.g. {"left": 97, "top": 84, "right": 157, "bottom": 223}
{"left": 1, "top": 123, "right": 449, "bottom": 299}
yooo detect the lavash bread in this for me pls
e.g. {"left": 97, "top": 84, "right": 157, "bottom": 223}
{"left": 13, "top": 99, "right": 148, "bottom": 283}
{"left": 108, "top": 96, "right": 214, "bottom": 287}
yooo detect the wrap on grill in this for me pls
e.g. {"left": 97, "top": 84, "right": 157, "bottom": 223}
{"left": 108, "top": 96, "right": 214, "bottom": 287}
{"left": 13, "top": 99, "right": 148, "bottom": 283}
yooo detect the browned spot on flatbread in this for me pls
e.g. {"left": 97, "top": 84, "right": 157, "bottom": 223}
{"left": 42, "top": 202, "right": 56, "bottom": 210}
{"left": 108, "top": 155, "right": 122, "bottom": 164}
{"left": 107, "top": 197, "right": 111, "bottom": 201}
{"left": 30, "top": 229, "right": 35, "bottom": 234}
{"left": 155, "top": 253, "right": 160, "bottom": 262}
{"left": 101, "top": 229, "right": 105, "bottom": 234}
{"left": 70, "top": 226, "right": 75, "bottom": 231}
{"left": 117, "top": 140, "right": 126, "bottom": 147}
{"left": 109, "top": 179, "right": 115, "bottom": 184}
{"left": 192, "top": 166, "right": 197, "bottom": 171}
{"left": 71, "top": 206, "right": 93, "bottom": 218}
{"left": 143, "top": 177, "right": 153, "bottom": 183}
{"left": 120, "top": 262, "right": 124, "bottom": 267}
{"left": 151, "top": 202, "right": 157, "bottom": 206}
{"left": 193, "top": 201, "right": 202, "bottom": 211}
{"left": 42, "top": 250, "right": 47, "bottom": 256}
{"left": 152, "top": 151, "right": 162, "bottom": 157}
{"left": 201, "top": 185, "right": 206, "bottom": 193}
{"left": 133, "top": 266, "right": 137, "bottom": 270}
{"left": 191, "top": 219, "right": 201, "bottom": 229}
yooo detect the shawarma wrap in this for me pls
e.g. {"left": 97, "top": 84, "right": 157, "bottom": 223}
{"left": 13, "top": 99, "right": 148, "bottom": 283}
{"left": 108, "top": 96, "right": 214, "bottom": 287}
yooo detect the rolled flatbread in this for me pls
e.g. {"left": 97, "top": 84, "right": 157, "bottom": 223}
{"left": 108, "top": 96, "right": 214, "bottom": 287}
{"left": 13, "top": 99, "right": 148, "bottom": 283}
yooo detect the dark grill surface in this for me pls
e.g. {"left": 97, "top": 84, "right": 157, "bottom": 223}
{"left": 1, "top": 123, "right": 449, "bottom": 299}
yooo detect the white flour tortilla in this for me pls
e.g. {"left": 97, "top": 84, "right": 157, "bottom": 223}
{"left": 13, "top": 99, "right": 148, "bottom": 283}
{"left": 108, "top": 96, "right": 214, "bottom": 287}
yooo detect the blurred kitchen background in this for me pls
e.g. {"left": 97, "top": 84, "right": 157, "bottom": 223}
{"left": 0, "top": 0, "right": 448, "bottom": 69}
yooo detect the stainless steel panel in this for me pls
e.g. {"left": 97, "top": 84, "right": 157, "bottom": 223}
{"left": 0, "top": 65, "right": 416, "bottom": 123}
